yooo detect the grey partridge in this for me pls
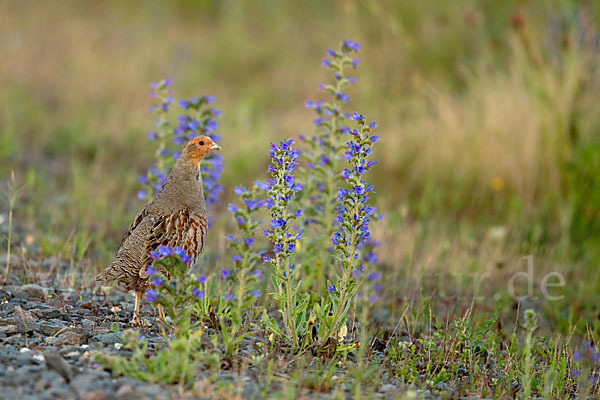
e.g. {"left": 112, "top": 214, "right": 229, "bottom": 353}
{"left": 96, "top": 135, "right": 221, "bottom": 326}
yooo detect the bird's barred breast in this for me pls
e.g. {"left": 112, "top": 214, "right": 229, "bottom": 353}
{"left": 154, "top": 209, "right": 207, "bottom": 261}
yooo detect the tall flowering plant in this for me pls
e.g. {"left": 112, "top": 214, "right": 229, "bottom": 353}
{"left": 225, "top": 182, "right": 267, "bottom": 319}
{"left": 261, "top": 139, "right": 308, "bottom": 347}
{"left": 214, "top": 182, "right": 269, "bottom": 355}
{"left": 298, "top": 41, "right": 362, "bottom": 293}
{"left": 139, "top": 79, "right": 223, "bottom": 214}
{"left": 314, "top": 113, "right": 379, "bottom": 344}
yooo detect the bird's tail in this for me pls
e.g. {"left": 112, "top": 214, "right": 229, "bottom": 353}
{"left": 95, "top": 260, "right": 123, "bottom": 283}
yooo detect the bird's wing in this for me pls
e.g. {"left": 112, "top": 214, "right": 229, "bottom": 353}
{"left": 95, "top": 211, "right": 154, "bottom": 286}
{"left": 116, "top": 207, "right": 149, "bottom": 254}
{"left": 138, "top": 208, "right": 208, "bottom": 278}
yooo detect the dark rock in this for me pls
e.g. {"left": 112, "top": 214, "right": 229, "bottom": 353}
{"left": 8, "top": 296, "right": 28, "bottom": 306}
{"left": 115, "top": 384, "right": 134, "bottom": 398}
{"left": 45, "top": 336, "right": 62, "bottom": 345}
{"left": 379, "top": 384, "right": 397, "bottom": 393}
{"left": 2, "top": 315, "right": 38, "bottom": 333}
{"left": 23, "top": 300, "right": 46, "bottom": 310}
{"left": 243, "top": 379, "right": 260, "bottom": 399}
{"left": 38, "top": 320, "right": 66, "bottom": 336}
{"left": 81, "top": 319, "right": 95, "bottom": 330}
{"left": 94, "top": 332, "right": 122, "bottom": 345}
{"left": 83, "top": 389, "right": 108, "bottom": 400}
{"left": 57, "top": 330, "right": 86, "bottom": 345}
{"left": 20, "top": 284, "right": 48, "bottom": 299}
{"left": 0, "top": 289, "right": 12, "bottom": 300}
{"left": 71, "top": 371, "right": 112, "bottom": 397}
{"left": 0, "top": 324, "right": 19, "bottom": 334}
{"left": 58, "top": 346, "right": 80, "bottom": 356}
{"left": 15, "top": 353, "right": 40, "bottom": 367}
{"left": 31, "top": 306, "right": 61, "bottom": 319}
{"left": 136, "top": 383, "right": 163, "bottom": 397}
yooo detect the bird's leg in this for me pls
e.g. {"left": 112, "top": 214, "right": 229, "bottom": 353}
{"left": 157, "top": 304, "right": 166, "bottom": 322}
{"left": 131, "top": 291, "right": 142, "bottom": 327}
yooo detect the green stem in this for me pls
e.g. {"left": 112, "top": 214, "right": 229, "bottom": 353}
{"left": 321, "top": 204, "right": 359, "bottom": 344}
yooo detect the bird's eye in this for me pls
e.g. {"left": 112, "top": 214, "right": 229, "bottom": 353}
{"left": 198, "top": 141, "right": 204, "bottom": 146}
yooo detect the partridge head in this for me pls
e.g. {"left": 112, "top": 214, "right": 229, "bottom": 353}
{"left": 182, "top": 136, "right": 221, "bottom": 166}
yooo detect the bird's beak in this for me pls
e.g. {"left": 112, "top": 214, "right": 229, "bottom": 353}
{"left": 210, "top": 142, "right": 222, "bottom": 151}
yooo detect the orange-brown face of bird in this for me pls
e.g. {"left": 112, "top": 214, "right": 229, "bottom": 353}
{"left": 184, "top": 136, "right": 221, "bottom": 167}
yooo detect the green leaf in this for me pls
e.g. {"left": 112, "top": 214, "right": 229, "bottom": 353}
{"left": 271, "top": 293, "right": 287, "bottom": 302}
{"left": 313, "top": 302, "right": 322, "bottom": 317}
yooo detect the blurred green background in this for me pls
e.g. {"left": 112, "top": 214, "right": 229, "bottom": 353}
{"left": 1, "top": 0, "right": 599, "bottom": 323}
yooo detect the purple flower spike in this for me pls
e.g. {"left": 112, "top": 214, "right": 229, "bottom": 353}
{"left": 145, "top": 288, "right": 158, "bottom": 302}
{"left": 221, "top": 268, "right": 231, "bottom": 279}
{"left": 146, "top": 265, "right": 157, "bottom": 276}
{"left": 152, "top": 276, "right": 164, "bottom": 287}
{"left": 342, "top": 40, "right": 361, "bottom": 52}
{"left": 192, "top": 288, "right": 205, "bottom": 300}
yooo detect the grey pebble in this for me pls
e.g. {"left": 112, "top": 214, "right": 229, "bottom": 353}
{"left": 20, "top": 284, "right": 48, "bottom": 299}
{"left": 39, "top": 320, "right": 67, "bottom": 336}
{"left": 81, "top": 319, "right": 95, "bottom": 330}
{"left": 378, "top": 383, "right": 397, "bottom": 393}
{"left": 95, "top": 332, "right": 122, "bottom": 345}
{"left": 57, "top": 330, "right": 86, "bottom": 346}
{"left": 31, "top": 306, "right": 61, "bottom": 319}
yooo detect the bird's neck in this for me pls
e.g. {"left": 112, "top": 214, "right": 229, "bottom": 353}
{"left": 155, "top": 156, "right": 207, "bottom": 214}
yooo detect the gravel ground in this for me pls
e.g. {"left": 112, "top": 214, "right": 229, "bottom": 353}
{"left": 0, "top": 283, "right": 267, "bottom": 400}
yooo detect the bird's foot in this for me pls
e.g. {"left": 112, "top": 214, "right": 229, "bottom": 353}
{"left": 131, "top": 315, "right": 151, "bottom": 328}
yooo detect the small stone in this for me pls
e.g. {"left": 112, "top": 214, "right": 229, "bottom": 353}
{"left": 58, "top": 330, "right": 86, "bottom": 345}
{"left": 89, "top": 341, "right": 103, "bottom": 351}
{"left": 10, "top": 289, "right": 29, "bottom": 299}
{"left": 45, "top": 336, "right": 62, "bottom": 345}
{"left": 96, "top": 332, "right": 122, "bottom": 345}
{"left": 0, "top": 325, "right": 19, "bottom": 334}
{"left": 59, "top": 346, "right": 80, "bottom": 356}
{"left": 116, "top": 384, "right": 134, "bottom": 398}
{"left": 243, "top": 379, "right": 259, "bottom": 398}
{"left": 0, "top": 288, "right": 13, "bottom": 300}
{"left": 81, "top": 319, "right": 95, "bottom": 330}
{"left": 83, "top": 389, "right": 107, "bottom": 400}
{"left": 15, "top": 354, "right": 38, "bottom": 367}
{"left": 38, "top": 320, "right": 66, "bottom": 336}
{"left": 2, "top": 314, "right": 38, "bottom": 333}
{"left": 20, "top": 284, "right": 47, "bottom": 299}
{"left": 62, "top": 351, "right": 80, "bottom": 360}
{"left": 35, "top": 378, "right": 50, "bottom": 391}
{"left": 136, "top": 384, "right": 162, "bottom": 397}
{"left": 378, "top": 384, "right": 396, "bottom": 393}
{"left": 31, "top": 306, "right": 61, "bottom": 319}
